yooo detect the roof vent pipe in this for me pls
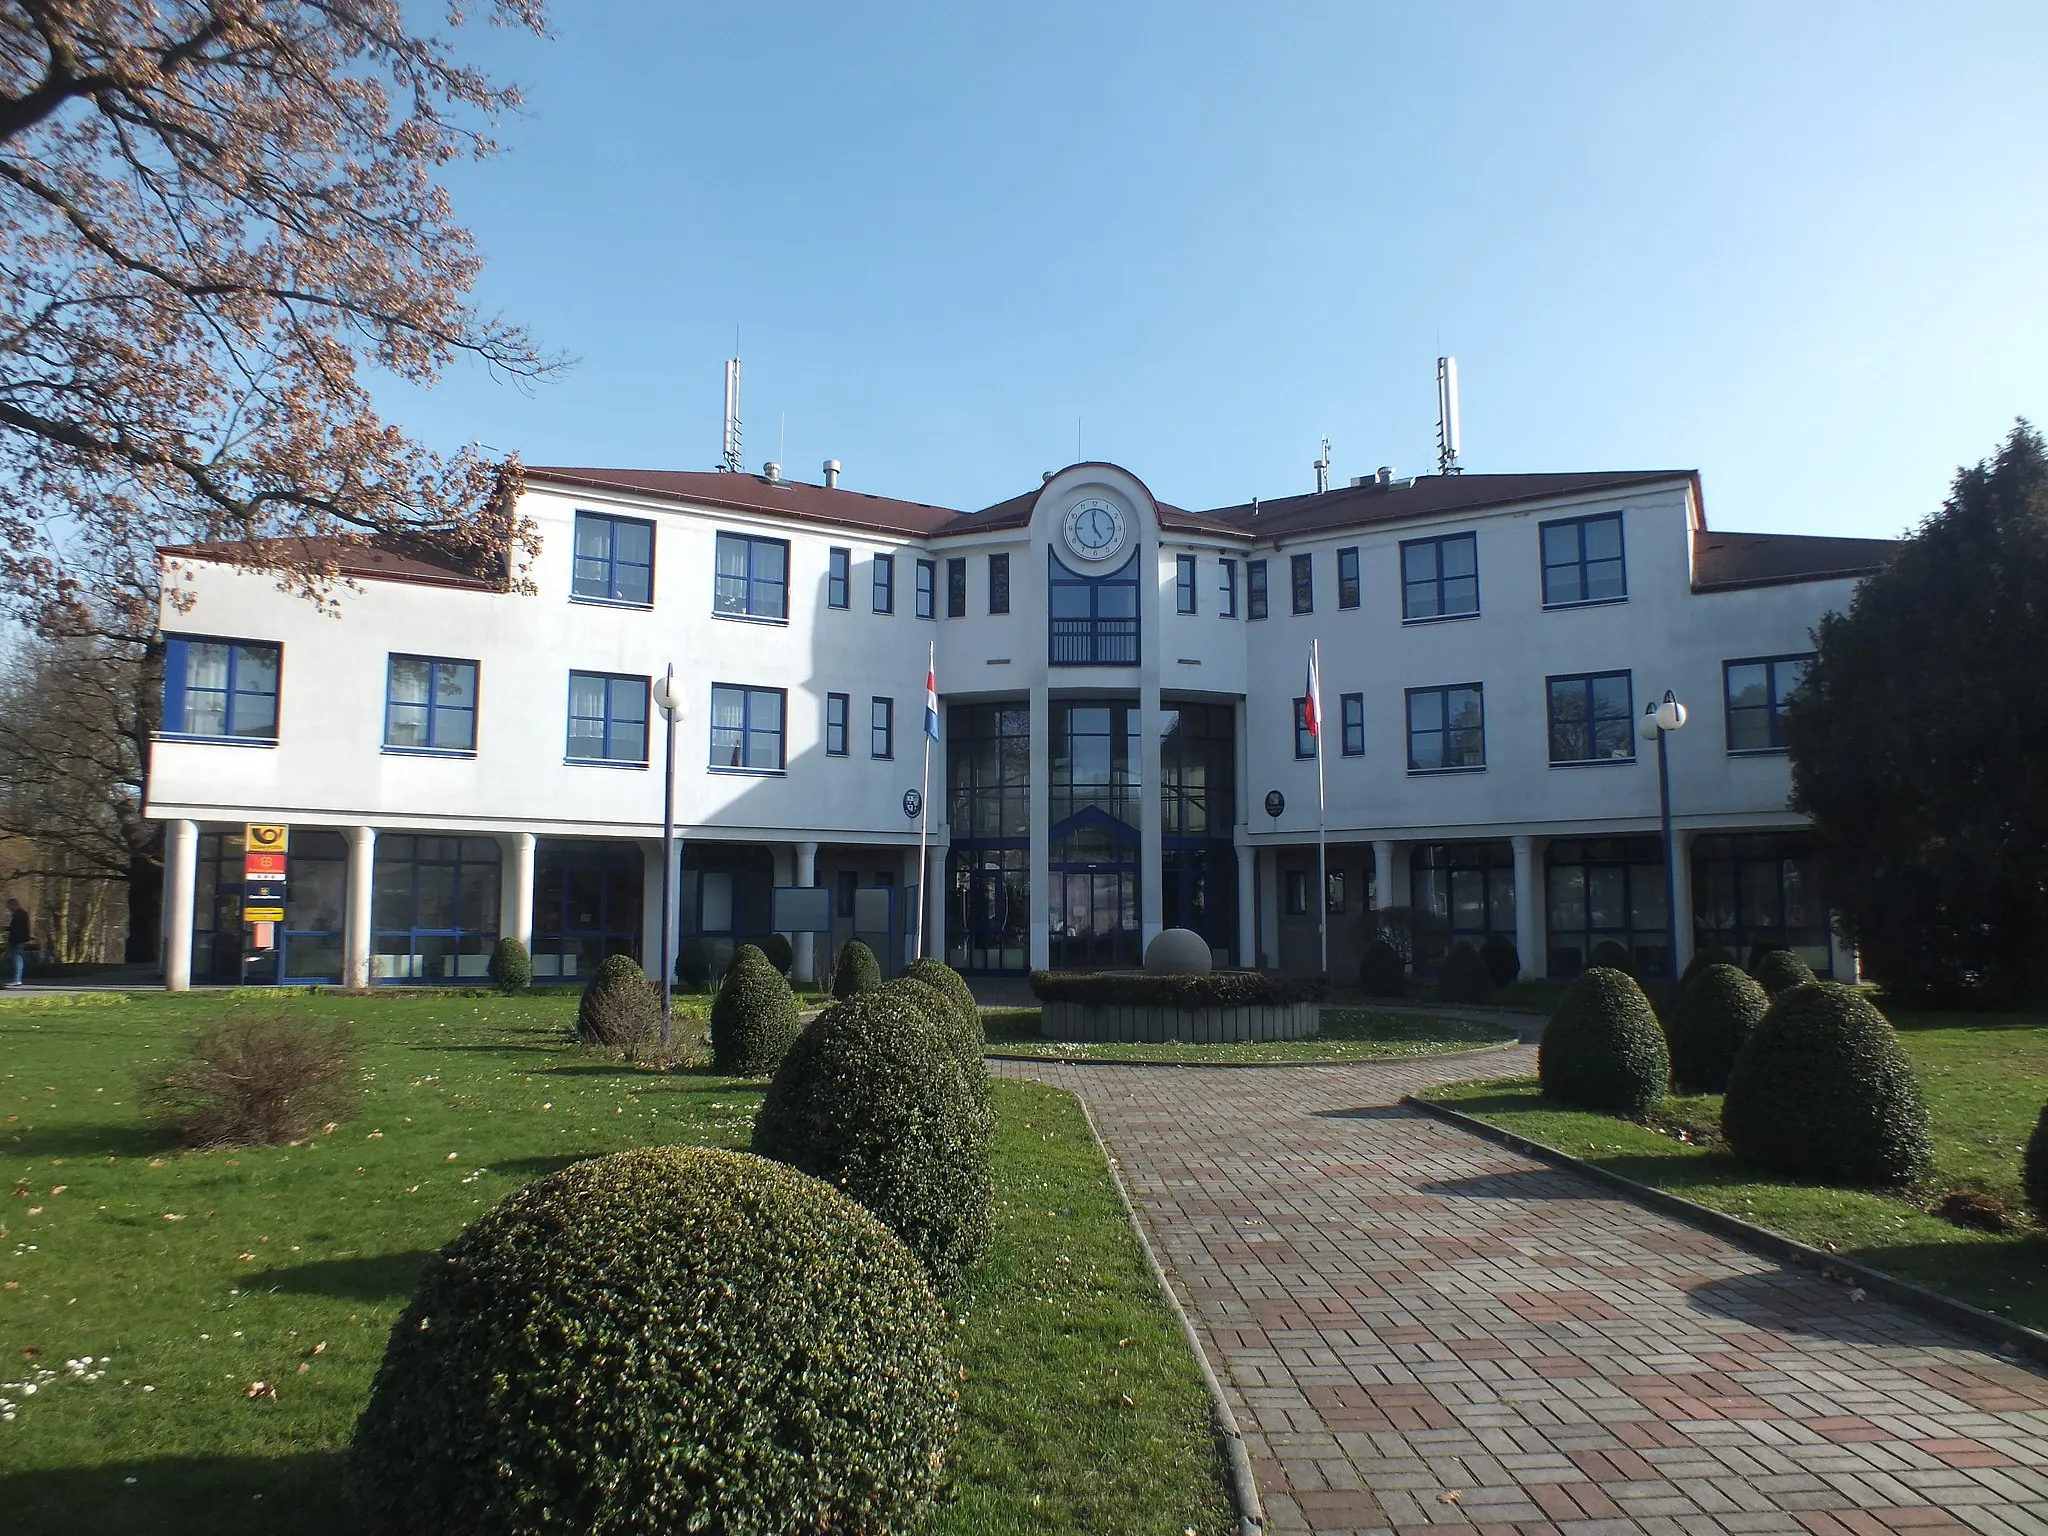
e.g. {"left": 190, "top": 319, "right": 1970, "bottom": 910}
{"left": 1376, "top": 465, "right": 1394, "bottom": 485}
{"left": 763, "top": 461, "right": 782, "bottom": 485}
{"left": 822, "top": 459, "right": 840, "bottom": 489}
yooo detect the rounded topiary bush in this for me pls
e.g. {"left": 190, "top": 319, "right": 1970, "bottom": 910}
{"left": 1538, "top": 967, "right": 1669, "bottom": 1117}
{"left": 710, "top": 944, "right": 802, "bottom": 1077}
{"left": 1479, "top": 932, "right": 1520, "bottom": 990}
{"left": 753, "top": 989, "right": 992, "bottom": 1292}
{"left": 1750, "top": 948, "right": 1817, "bottom": 997}
{"left": 1438, "top": 941, "right": 1493, "bottom": 1004}
{"left": 1358, "top": 940, "right": 1406, "bottom": 998}
{"left": 2025, "top": 1105, "right": 2048, "bottom": 1223}
{"left": 486, "top": 936, "right": 530, "bottom": 995}
{"left": 760, "top": 932, "right": 794, "bottom": 975}
{"left": 832, "top": 939, "right": 881, "bottom": 1000}
{"left": 1586, "top": 939, "right": 1636, "bottom": 977}
{"left": 675, "top": 938, "right": 712, "bottom": 993}
{"left": 902, "top": 957, "right": 988, "bottom": 1081}
{"left": 1721, "top": 983, "right": 1932, "bottom": 1186}
{"left": 347, "top": 1146, "right": 956, "bottom": 1536}
{"left": 576, "top": 954, "right": 657, "bottom": 1047}
{"left": 1681, "top": 944, "right": 1737, "bottom": 985}
{"left": 1665, "top": 963, "right": 1769, "bottom": 1094}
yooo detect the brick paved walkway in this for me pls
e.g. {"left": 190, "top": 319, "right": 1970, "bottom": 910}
{"left": 996, "top": 1053, "right": 2048, "bottom": 1536}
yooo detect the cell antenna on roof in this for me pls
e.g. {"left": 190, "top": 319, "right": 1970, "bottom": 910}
{"left": 1314, "top": 436, "right": 1332, "bottom": 495}
{"left": 720, "top": 348, "right": 743, "bottom": 473}
{"left": 1436, "top": 356, "right": 1463, "bottom": 476}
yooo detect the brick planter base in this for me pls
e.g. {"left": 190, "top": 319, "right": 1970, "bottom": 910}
{"left": 1039, "top": 998, "right": 1318, "bottom": 1044}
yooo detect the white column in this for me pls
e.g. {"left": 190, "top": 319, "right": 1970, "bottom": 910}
{"left": 1371, "top": 839, "right": 1395, "bottom": 908}
{"left": 162, "top": 818, "right": 199, "bottom": 991}
{"left": 1138, "top": 680, "right": 1163, "bottom": 953}
{"left": 1512, "top": 834, "right": 1543, "bottom": 982}
{"left": 1028, "top": 681, "right": 1050, "bottom": 971}
{"left": 1670, "top": 829, "right": 1696, "bottom": 977}
{"left": 502, "top": 832, "right": 536, "bottom": 952}
{"left": 344, "top": 825, "right": 375, "bottom": 990}
{"left": 638, "top": 837, "right": 665, "bottom": 979}
{"left": 793, "top": 840, "right": 820, "bottom": 984}
{"left": 925, "top": 839, "right": 946, "bottom": 964}
{"left": 1256, "top": 846, "right": 1279, "bottom": 970}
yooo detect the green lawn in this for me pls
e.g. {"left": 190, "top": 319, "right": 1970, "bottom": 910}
{"left": 983, "top": 1005, "right": 1515, "bottom": 1064}
{"left": 1422, "top": 1007, "right": 2048, "bottom": 1331}
{"left": 0, "top": 990, "right": 1230, "bottom": 1535}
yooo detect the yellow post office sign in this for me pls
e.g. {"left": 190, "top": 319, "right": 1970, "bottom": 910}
{"left": 246, "top": 824, "right": 289, "bottom": 854}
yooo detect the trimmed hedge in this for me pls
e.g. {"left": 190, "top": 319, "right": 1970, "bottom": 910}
{"left": 347, "top": 1146, "right": 956, "bottom": 1535}
{"left": 753, "top": 989, "right": 993, "bottom": 1292}
{"left": 1586, "top": 939, "right": 1636, "bottom": 977}
{"left": 1750, "top": 948, "right": 1817, "bottom": 997}
{"left": 761, "top": 932, "right": 794, "bottom": 975}
{"left": 2025, "top": 1105, "right": 2048, "bottom": 1223}
{"left": 1665, "top": 963, "right": 1769, "bottom": 1094}
{"left": 486, "top": 937, "right": 530, "bottom": 995}
{"left": 676, "top": 938, "right": 712, "bottom": 993}
{"left": 1680, "top": 944, "right": 1738, "bottom": 985}
{"left": 1029, "top": 969, "right": 1329, "bottom": 1007}
{"left": 1721, "top": 983, "right": 1932, "bottom": 1186}
{"left": 832, "top": 939, "right": 881, "bottom": 1000}
{"left": 710, "top": 944, "right": 802, "bottom": 1077}
{"left": 1479, "top": 933, "right": 1520, "bottom": 990}
{"left": 1538, "top": 967, "right": 1669, "bottom": 1117}
{"left": 1358, "top": 941, "right": 1406, "bottom": 998}
{"left": 576, "top": 954, "right": 657, "bottom": 1047}
{"left": 902, "top": 957, "right": 988, "bottom": 1078}
{"left": 1438, "top": 941, "right": 1494, "bottom": 1004}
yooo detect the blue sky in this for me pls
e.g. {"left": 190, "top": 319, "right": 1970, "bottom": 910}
{"left": 393, "top": 1, "right": 2048, "bottom": 539}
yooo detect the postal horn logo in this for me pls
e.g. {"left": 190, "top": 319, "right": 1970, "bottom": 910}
{"left": 247, "top": 824, "right": 287, "bottom": 851}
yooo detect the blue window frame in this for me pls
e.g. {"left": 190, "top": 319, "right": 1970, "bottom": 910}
{"left": 1048, "top": 548, "right": 1140, "bottom": 665}
{"left": 385, "top": 655, "right": 477, "bottom": 753}
{"left": 162, "top": 636, "right": 280, "bottom": 740}
{"left": 873, "top": 553, "right": 895, "bottom": 613}
{"left": 1247, "top": 559, "right": 1268, "bottom": 620}
{"left": 1548, "top": 670, "right": 1635, "bottom": 764}
{"left": 1541, "top": 512, "right": 1627, "bottom": 606}
{"left": 871, "top": 696, "right": 895, "bottom": 759}
{"left": 1406, "top": 684, "right": 1485, "bottom": 771}
{"left": 827, "top": 546, "right": 850, "bottom": 609}
{"left": 915, "top": 558, "right": 936, "bottom": 619}
{"left": 566, "top": 671, "right": 648, "bottom": 764}
{"left": 1402, "top": 532, "right": 1479, "bottom": 621}
{"left": 1291, "top": 553, "right": 1314, "bottom": 614}
{"left": 713, "top": 531, "right": 788, "bottom": 620}
{"left": 1724, "top": 654, "right": 1812, "bottom": 753}
{"left": 1338, "top": 547, "right": 1361, "bottom": 609}
{"left": 572, "top": 511, "right": 654, "bottom": 605}
{"left": 1176, "top": 554, "right": 1197, "bottom": 614}
{"left": 1293, "top": 697, "right": 1316, "bottom": 759}
{"left": 1341, "top": 692, "right": 1364, "bottom": 756}
{"left": 371, "top": 834, "right": 502, "bottom": 983}
{"left": 710, "top": 683, "right": 786, "bottom": 771}
{"left": 1220, "top": 558, "right": 1238, "bottom": 617}
{"left": 825, "top": 692, "right": 849, "bottom": 756}
{"left": 988, "top": 552, "right": 1011, "bottom": 613}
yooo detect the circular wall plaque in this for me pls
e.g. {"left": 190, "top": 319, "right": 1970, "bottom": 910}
{"left": 1264, "top": 790, "right": 1285, "bottom": 819}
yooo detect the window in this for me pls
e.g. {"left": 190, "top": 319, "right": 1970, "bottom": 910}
{"left": 162, "top": 636, "right": 280, "bottom": 740}
{"left": 915, "top": 558, "right": 936, "bottom": 619}
{"left": 1293, "top": 697, "right": 1316, "bottom": 759}
{"left": 1411, "top": 840, "right": 1516, "bottom": 972}
{"left": 572, "top": 511, "right": 653, "bottom": 606}
{"left": 1220, "top": 558, "right": 1238, "bottom": 618}
{"left": 1406, "top": 684, "right": 1485, "bottom": 771}
{"left": 709, "top": 684, "right": 786, "bottom": 772}
{"left": 386, "top": 656, "right": 477, "bottom": 753}
{"left": 1547, "top": 671, "right": 1635, "bottom": 764}
{"left": 1692, "top": 832, "right": 1832, "bottom": 975}
{"left": 871, "top": 697, "right": 895, "bottom": 759}
{"left": 1291, "top": 553, "right": 1314, "bottom": 614}
{"left": 567, "top": 672, "right": 648, "bottom": 764}
{"left": 1247, "top": 559, "right": 1269, "bottom": 620}
{"left": 1541, "top": 512, "right": 1626, "bottom": 606}
{"left": 1047, "top": 549, "right": 1140, "bottom": 666}
{"left": 873, "top": 553, "right": 894, "bottom": 613}
{"left": 825, "top": 692, "right": 849, "bottom": 756}
{"left": 1724, "top": 654, "right": 1812, "bottom": 752}
{"left": 711, "top": 531, "right": 787, "bottom": 621}
{"left": 827, "top": 546, "right": 850, "bottom": 609}
{"left": 988, "top": 552, "right": 1010, "bottom": 614}
{"left": 1284, "top": 869, "right": 1309, "bottom": 916}
{"left": 371, "top": 834, "right": 502, "bottom": 982}
{"left": 1175, "top": 554, "right": 1197, "bottom": 614}
{"left": 1341, "top": 692, "right": 1364, "bottom": 756}
{"left": 1337, "top": 547, "right": 1360, "bottom": 609}
{"left": 1401, "top": 532, "right": 1479, "bottom": 620}
{"left": 946, "top": 557, "right": 966, "bottom": 617}
{"left": 1546, "top": 837, "right": 1669, "bottom": 979}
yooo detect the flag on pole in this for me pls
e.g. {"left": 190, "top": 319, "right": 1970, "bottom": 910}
{"left": 1302, "top": 647, "right": 1321, "bottom": 745}
{"left": 924, "top": 646, "right": 940, "bottom": 740}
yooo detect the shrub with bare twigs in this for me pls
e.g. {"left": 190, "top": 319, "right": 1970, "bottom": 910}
{"left": 142, "top": 1013, "right": 359, "bottom": 1149}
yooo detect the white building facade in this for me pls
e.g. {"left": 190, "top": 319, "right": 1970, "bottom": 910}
{"left": 145, "top": 459, "right": 1895, "bottom": 989}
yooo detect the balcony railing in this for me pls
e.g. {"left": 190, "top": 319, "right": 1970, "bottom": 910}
{"left": 1049, "top": 617, "right": 1138, "bottom": 666}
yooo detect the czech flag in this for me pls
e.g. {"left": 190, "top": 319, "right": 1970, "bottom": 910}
{"left": 925, "top": 646, "right": 941, "bottom": 740}
{"left": 1302, "top": 646, "right": 1321, "bottom": 744}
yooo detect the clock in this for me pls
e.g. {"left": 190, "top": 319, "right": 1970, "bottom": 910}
{"left": 1061, "top": 497, "right": 1127, "bottom": 562}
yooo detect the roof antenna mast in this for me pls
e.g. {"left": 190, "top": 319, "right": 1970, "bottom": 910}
{"left": 1436, "top": 356, "right": 1463, "bottom": 476}
{"left": 1314, "top": 435, "right": 1332, "bottom": 494}
{"left": 720, "top": 336, "right": 743, "bottom": 473}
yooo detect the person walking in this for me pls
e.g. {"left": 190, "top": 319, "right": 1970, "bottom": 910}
{"left": 4, "top": 898, "right": 28, "bottom": 987}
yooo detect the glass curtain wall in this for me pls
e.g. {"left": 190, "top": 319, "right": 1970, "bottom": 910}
{"left": 1692, "top": 833, "right": 1831, "bottom": 974}
{"left": 945, "top": 702, "right": 1030, "bottom": 972}
{"left": 1409, "top": 841, "right": 1515, "bottom": 972}
{"left": 1048, "top": 700, "right": 1141, "bottom": 969}
{"left": 1159, "top": 702, "right": 1237, "bottom": 963}
{"left": 533, "top": 840, "right": 643, "bottom": 981}
{"left": 192, "top": 827, "right": 347, "bottom": 983}
{"left": 1544, "top": 836, "right": 1669, "bottom": 978}
{"left": 372, "top": 835, "right": 502, "bottom": 982}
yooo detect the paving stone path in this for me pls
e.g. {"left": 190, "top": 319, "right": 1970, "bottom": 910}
{"left": 995, "top": 1052, "right": 2048, "bottom": 1536}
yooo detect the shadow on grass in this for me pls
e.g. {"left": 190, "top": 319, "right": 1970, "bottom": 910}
{"left": 0, "top": 1451, "right": 357, "bottom": 1536}
{"left": 0, "top": 1122, "right": 183, "bottom": 1160}
{"left": 251, "top": 1249, "right": 436, "bottom": 1300}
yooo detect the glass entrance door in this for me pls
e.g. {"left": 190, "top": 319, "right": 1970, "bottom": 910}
{"left": 1048, "top": 810, "right": 1140, "bottom": 970}
{"left": 1162, "top": 843, "right": 1236, "bottom": 965}
{"left": 946, "top": 845, "right": 1027, "bottom": 973}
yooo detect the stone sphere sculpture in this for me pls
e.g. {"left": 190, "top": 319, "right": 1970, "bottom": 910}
{"left": 1143, "top": 927, "right": 1213, "bottom": 975}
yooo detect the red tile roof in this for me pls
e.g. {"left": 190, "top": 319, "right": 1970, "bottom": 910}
{"left": 159, "top": 534, "right": 503, "bottom": 590}
{"left": 1194, "top": 470, "right": 1700, "bottom": 539}
{"left": 1691, "top": 529, "right": 1897, "bottom": 592}
{"left": 525, "top": 466, "right": 967, "bottom": 537}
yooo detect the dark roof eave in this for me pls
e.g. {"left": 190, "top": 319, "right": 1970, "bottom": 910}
{"left": 1691, "top": 566, "right": 1888, "bottom": 594}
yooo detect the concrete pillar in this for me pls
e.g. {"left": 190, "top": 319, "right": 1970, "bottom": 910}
{"left": 502, "top": 832, "right": 536, "bottom": 952}
{"left": 1670, "top": 829, "right": 1696, "bottom": 977}
{"left": 344, "top": 825, "right": 375, "bottom": 989}
{"left": 163, "top": 818, "right": 199, "bottom": 991}
{"left": 793, "top": 840, "right": 820, "bottom": 985}
{"left": 1371, "top": 839, "right": 1395, "bottom": 909}
{"left": 1138, "top": 681, "right": 1163, "bottom": 952}
{"left": 1256, "top": 846, "right": 1279, "bottom": 970}
{"left": 638, "top": 837, "right": 665, "bottom": 979}
{"left": 1028, "top": 681, "right": 1050, "bottom": 971}
{"left": 1511, "top": 834, "right": 1544, "bottom": 981}
{"left": 1234, "top": 833, "right": 1255, "bottom": 968}
{"left": 925, "top": 839, "right": 946, "bottom": 963}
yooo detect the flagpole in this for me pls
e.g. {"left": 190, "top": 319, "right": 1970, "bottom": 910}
{"left": 1313, "top": 636, "right": 1329, "bottom": 977}
{"left": 915, "top": 640, "right": 933, "bottom": 960}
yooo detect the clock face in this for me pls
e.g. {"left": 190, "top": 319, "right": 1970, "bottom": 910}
{"left": 1062, "top": 498, "right": 1127, "bottom": 562}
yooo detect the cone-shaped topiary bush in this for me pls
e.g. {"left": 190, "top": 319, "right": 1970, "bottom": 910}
{"left": 832, "top": 939, "right": 881, "bottom": 1000}
{"left": 347, "top": 1146, "right": 957, "bottom": 1536}
{"left": 2025, "top": 1105, "right": 2048, "bottom": 1224}
{"left": 486, "top": 936, "right": 530, "bottom": 995}
{"left": 1750, "top": 948, "right": 1817, "bottom": 997}
{"left": 753, "top": 989, "right": 992, "bottom": 1292}
{"left": 1538, "top": 967, "right": 1669, "bottom": 1117}
{"left": 576, "top": 954, "right": 657, "bottom": 1047}
{"left": 1358, "top": 940, "right": 1406, "bottom": 997}
{"left": 1439, "top": 941, "right": 1494, "bottom": 1004}
{"left": 1721, "top": 982, "right": 1932, "bottom": 1185}
{"left": 676, "top": 938, "right": 713, "bottom": 993}
{"left": 1586, "top": 939, "right": 1636, "bottom": 977}
{"left": 902, "top": 956, "right": 987, "bottom": 1073}
{"left": 1664, "top": 963, "right": 1769, "bottom": 1094}
{"left": 710, "top": 944, "right": 802, "bottom": 1077}
{"left": 1680, "top": 944, "right": 1737, "bottom": 985}
{"left": 885, "top": 972, "right": 992, "bottom": 1134}
{"left": 1480, "top": 932, "right": 1520, "bottom": 990}
{"left": 760, "top": 931, "right": 794, "bottom": 975}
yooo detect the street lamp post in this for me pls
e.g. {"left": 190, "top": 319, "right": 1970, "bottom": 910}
{"left": 652, "top": 666, "right": 685, "bottom": 1046}
{"left": 1640, "top": 689, "right": 1688, "bottom": 980}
